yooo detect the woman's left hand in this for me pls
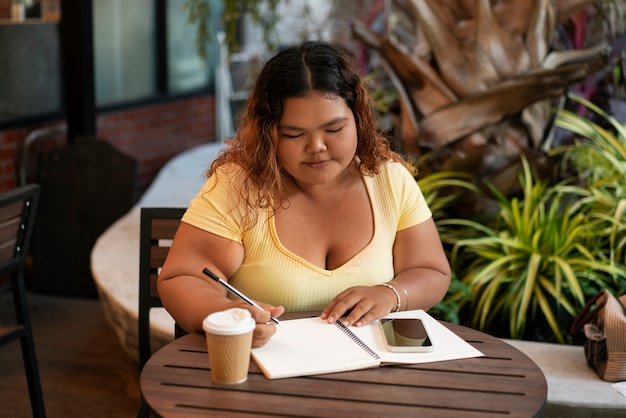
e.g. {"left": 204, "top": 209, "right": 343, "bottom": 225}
{"left": 320, "top": 285, "right": 397, "bottom": 327}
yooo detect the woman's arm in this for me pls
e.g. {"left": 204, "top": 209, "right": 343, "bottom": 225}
{"left": 157, "top": 222, "right": 283, "bottom": 347}
{"left": 388, "top": 217, "right": 451, "bottom": 310}
{"left": 321, "top": 218, "right": 451, "bottom": 326}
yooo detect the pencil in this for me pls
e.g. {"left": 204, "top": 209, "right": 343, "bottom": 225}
{"left": 202, "top": 267, "right": 283, "bottom": 327}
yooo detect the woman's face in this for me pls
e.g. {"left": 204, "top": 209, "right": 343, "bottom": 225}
{"left": 276, "top": 92, "right": 358, "bottom": 188}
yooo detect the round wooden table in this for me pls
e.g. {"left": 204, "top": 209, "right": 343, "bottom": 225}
{"left": 141, "top": 321, "right": 547, "bottom": 417}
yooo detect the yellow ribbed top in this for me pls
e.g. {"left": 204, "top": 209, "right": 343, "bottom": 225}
{"left": 183, "top": 161, "right": 431, "bottom": 311}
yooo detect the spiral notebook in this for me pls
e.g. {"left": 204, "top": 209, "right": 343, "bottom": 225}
{"left": 250, "top": 310, "right": 483, "bottom": 379}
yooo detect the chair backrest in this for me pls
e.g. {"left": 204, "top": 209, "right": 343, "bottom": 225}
{"left": 0, "top": 184, "right": 40, "bottom": 276}
{"left": 0, "top": 184, "right": 45, "bottom": 418}
{"left": 138, "top": 207, "right": 186, "bottom": 369}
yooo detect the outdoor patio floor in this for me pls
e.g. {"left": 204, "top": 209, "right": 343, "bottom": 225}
{"left": 0, "top": 290, "right": 140, "bottom": 418}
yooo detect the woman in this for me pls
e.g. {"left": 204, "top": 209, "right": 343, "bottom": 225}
{"left": 158, "top": 41, "right": 451, "bottom": 347}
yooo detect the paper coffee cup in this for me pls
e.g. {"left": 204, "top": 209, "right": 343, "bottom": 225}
{"left": 202, "top": 308, "right": 256, "bottom": 384}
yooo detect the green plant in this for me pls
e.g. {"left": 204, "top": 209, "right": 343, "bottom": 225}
{"left": 415, "top": 164, "right": 481, "bottom": 221}
{"left": 439, "top": 157, "right": 626, "bottom": 343}
{"left": 552, "top": 93, "right": 626, "bottom": 275}
{"left": 554, "top": 94, "right": 626, "bottom": 192}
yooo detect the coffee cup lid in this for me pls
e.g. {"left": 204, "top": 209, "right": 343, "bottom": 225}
{"left": 202, "top": 308, "right": 256, "bottom": 335}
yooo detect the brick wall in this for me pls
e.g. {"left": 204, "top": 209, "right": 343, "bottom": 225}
{"left": 0, "top": 94, "right": 216, "bottom": 198}
{"left": 98, "top": 95, "right": 216, "bottom": 195}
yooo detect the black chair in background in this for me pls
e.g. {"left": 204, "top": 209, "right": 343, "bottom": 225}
{"left": 0, "top": 184, "right": 45, "bottom": 417}
{"left": 137, "top": 207, "right": 187, "bottom": 418}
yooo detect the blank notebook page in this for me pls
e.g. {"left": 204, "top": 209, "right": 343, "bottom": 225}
{"left": 250, "top": 317, "right": 380, "bottom": 379}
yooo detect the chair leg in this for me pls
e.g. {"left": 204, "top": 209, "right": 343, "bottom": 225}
{"left": 19, "top": 332, "right": 46, "bottom": 418}
{"left": 13, "top": 273, "right": 46, "bottom": 418}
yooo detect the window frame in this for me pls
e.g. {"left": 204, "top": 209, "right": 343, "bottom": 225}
{"left": 0, "top": 0, "right": 213, "bottom": 132}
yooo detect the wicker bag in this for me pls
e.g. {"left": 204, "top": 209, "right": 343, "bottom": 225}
{"left": 571, "top": 290, "right": 626, "bottom": 382}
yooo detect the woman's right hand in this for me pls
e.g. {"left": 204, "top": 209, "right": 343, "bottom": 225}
{"left": 245, "top": 302, "right": 284, "bottom": 348}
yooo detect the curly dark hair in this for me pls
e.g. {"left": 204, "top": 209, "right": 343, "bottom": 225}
{"left": 208, "top": 41, "right": 411, "bottom": 227}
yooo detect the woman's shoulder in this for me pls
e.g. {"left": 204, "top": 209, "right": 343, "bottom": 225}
{"left": 205, "top": 162, "right": 246, "bottom": 187}
{"left": 377, "top": 159, "right": 416, "bottom": 180}
{"left": 211, "top": 161, "right": 245, "bottom": 177}
{"left": 368, "top": 159, "right": 421, "bottom": 200}
{"left": 191, "top": 163, "right": 244, "bottom": 203}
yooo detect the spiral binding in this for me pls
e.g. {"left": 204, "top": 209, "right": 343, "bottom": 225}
{"left": 334, "top": 321, "right": 381, "bottom": 360}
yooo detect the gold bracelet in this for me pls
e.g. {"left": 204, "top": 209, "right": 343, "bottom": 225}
{"left": 378, "top": 283, "right": 401, "bottom": 313}
{"left": 390, "top": 281, "right": 409, "bottom": 310}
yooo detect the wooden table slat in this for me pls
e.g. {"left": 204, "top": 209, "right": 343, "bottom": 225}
{"left": 143, "top": 384, "right": 520, "bottom": 418}
{"left": 145, "top": 358, "right": 544, "bottom": 401}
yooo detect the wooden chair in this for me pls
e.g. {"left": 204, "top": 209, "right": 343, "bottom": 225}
{"left": 0, "top": 184, "right": 45, "bottom": 417}
{"left": 137, "top": 207, "right": 187, "bottom": 418}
